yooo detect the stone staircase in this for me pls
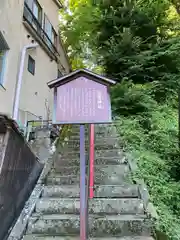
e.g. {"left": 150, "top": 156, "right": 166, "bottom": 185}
{"left": 23, "top": 124, "right": 154, "bottom": 240}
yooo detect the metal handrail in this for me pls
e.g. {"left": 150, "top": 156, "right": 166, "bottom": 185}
{"left": 23, "top": 2, "right": 59, "bottom": 57}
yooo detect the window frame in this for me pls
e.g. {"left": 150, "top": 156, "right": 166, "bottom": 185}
{"left": 27, "top": 55, "right": 35, "bottom": 75}
{"left": 32, "top": 0, "right": 42, "bottom": 25}
{"left": 43, "top": 14, "right": 58, "bottom": 47}
{"left": 0, "top": 32, "right": 9, "bottom": 86}
{"left": 23, "top": 0, "right": 59, "bottom": 56}
{"left": 25, "top": 0, "right": 42, "bottom": 25}
{"left": 0, "top": 50, "right": 8, "bottom": 86}
{"left": 52, "top": 28, "right": 58, "bottom": 47}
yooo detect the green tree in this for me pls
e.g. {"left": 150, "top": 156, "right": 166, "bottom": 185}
{"left": 60, "top": 0, "right": 99, "bottom": 70}
{"left": 59, "top": 1, "right": 180, "bottom": 238}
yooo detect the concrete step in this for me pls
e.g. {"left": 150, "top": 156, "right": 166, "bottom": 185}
{"left": 42, "top": 185, "right": 80, "bottom": 198}
{"left": 65, "top": 144, "right": 119, "bottom": 151}
{"left": 64, "top": 139, "right": 120, "bottom": 150}
{"left": 42, "top": 184, "right": 139, "bottom": 198}
{"left": 69, "top": 134, "right": 119, "bottom": 141}
{"left": 26, "top": 214, "right": 151, "bottom": 237}
{"left": 23, "top": 235, "right": 154, "bottom": 240}
{"left": 35, "top": 198, "right": 144, "bottom": 215}
{"left": 51, "top": 166, "right": 86, "bottom": 175}
{"left": 70, "top": 124, "right": 118, "bottom": 137}
{"left": 58, "top": 149, "right": 123, "bottom": 159}
{"left": 51, "top": 164, "right": 129, "bottom": 175}
{"left": 46, "top": 175, "right": 80, "bottom": 185}
{"left": 68, "top": 136, "right": 119, "bottom": 142}
{"left": 94, "top": 185, "right": 139, "bottom": 198}
{"left": 55, "top": 155, "right": 127, "bottom": 167}
{"left": 46, "top": 174, "right": 130, "bottom": 186}
{"left": 46, "top": 165, "right": 130, "bottom": 185}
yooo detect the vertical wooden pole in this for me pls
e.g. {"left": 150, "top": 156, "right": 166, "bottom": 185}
{"left": 80, "top": 124, "right": 86, "bottom": 240}
{"left": 89, "top": 124, "right": 95, "bottom": 199}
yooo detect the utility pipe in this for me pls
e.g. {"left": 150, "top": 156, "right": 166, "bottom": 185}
{"left": 13, "top": 43, "right": 39, "bottom": 120}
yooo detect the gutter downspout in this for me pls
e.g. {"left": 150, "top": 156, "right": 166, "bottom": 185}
{"left": 13, "top": 43, "right": 39, "bottom": 121}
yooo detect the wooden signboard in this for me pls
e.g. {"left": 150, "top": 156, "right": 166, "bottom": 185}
{"left": 48, "top": 69, "right": 115, "bottom": 125}
{"left": 48, "top": 69, "right": 116, "bottom": 240}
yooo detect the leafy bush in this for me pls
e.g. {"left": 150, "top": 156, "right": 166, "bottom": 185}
{"left": 111, "top": 80, "right": 157, "bottom": 116}
{"left": 114, "top": 88, "right": 180, "bottom": 239}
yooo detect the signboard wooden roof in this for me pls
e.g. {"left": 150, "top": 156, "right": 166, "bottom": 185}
{"left": 47, "top": 69, "right": 116, "bottom": 124}
{"left": 47, "top": 69, "right": 116, "bottom": 88}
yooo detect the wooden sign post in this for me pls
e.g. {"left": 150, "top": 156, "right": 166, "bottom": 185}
{"left": 48, "top": 69, "right": 116, "bottom": 240}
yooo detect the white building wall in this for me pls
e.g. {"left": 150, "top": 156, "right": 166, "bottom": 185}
{"left": 0, "top": 0, "right": 70, "bottom": 126}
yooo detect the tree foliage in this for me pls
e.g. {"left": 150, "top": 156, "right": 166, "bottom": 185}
{"left": 60, "top": 0, "right": 180, "bottom": 238}
{"left": 95, "top": 0, "right": 180, "bottom": 100}
{"left": 60, "top": 0, "right": 99, "bottom": 69}
{"left": 113, "top": 81, "right": 180, "bottom": 239}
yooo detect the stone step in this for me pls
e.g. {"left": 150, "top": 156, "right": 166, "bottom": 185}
{"left": 64, "top": 139, "right": 120, "bottom": 150}
{"left": 46, "top": 165, "right": 130, "bottom": 185}
{"left": 68, "top": 135, "right": 119, "bottom": 141}
{"left": 46, "top": 175, "right": 79, "bottom": 185}
{"left": 35, "top": 198, "right": 144, "bottom": 215}
{"left": 55, "top": 155, "right": 127, "bottom": 167}
{"left": 58, "top": 149, "right": 124, "bottom": 160}
{"left": 46, "top": 174, "right": 130, "bottom": 186}
{"left": 51, "top": 164, "right": 129, "bottom": 175}
{"left": 23, "top": 235, "right": 154, "bottom": 240}
{"left": 70, "top": 124, "right": 118, "bottom": 136}
{"left": 95, "top": 185, "right": 139, "bottom": 198}
{"left": 42, "top": 185, "right": 80, "bottom": 198}
{"left": 69, "top": 134, "right": 119, "bottom": 141}
{"left": 51, "top": 166, "right": 87, "bottom": 175}
{"left": 42, "top": 184, "right": 139, "bottom": 198}
{"left": 26, "top": 214, "right": 151, "bottom": 237}
{"left": 67, "top": 136, "right": 119, "bottom": 142}
{"left": 65, "top": 144, "right": 119, "bottom": 151}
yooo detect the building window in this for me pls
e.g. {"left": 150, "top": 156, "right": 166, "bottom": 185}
{"left": 0, "top": 32, "right": 9, "bottom": 85}
{"left": 33, "top": 0, "right": 42, "bottom": 23}
{"left": 44, "top": 14, "right": 57, "bottom": 47}
{"left": 52, "top": 29, "right": 58, "bottom": 47}
{"left": 28, "top": 55, "right": 35, "bottom": 75}
{"left": 23, "top": 1, "right": 59, "bottom": 57}
{"left": 25, "top": 0, "right": 42, "bottom": 24}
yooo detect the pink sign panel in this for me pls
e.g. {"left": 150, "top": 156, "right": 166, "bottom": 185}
{"left": 54, "top": 77, "right": 112, "bottom": 124}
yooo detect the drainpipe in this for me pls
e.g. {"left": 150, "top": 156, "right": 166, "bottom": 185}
{"left": 13, "top": 43, "right": 39, "bottom": 121}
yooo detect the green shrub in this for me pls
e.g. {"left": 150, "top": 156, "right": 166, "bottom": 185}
{"left": 111, "top": 80, "right": 157, "bottom": 116}
{"left": 115, "top": 102, "right": 180, "bottom": 240}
